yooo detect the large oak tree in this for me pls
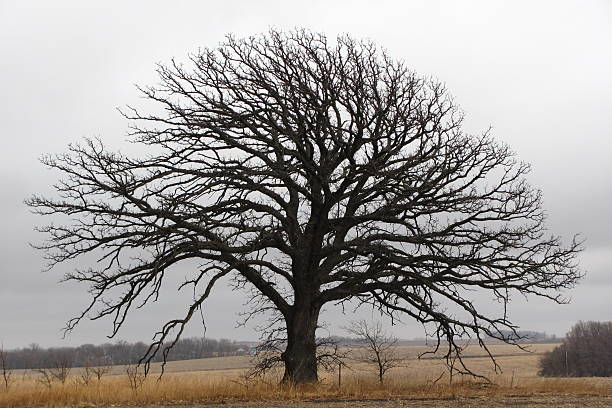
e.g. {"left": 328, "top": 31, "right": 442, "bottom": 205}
{"left": 28, "top": 29, "right": 581, "bottom": 384}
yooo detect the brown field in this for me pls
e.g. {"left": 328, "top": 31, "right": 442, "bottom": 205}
{"left": 1, "top": 343, "right": 612, "bottom": 407}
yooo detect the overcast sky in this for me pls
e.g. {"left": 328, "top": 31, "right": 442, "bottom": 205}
{"left": 0, "top": 0, "right": 610, "bottom": 349}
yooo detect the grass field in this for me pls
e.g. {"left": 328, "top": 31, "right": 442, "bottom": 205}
{"left": 1, "top": 343, "right": 611, "bottom": 407}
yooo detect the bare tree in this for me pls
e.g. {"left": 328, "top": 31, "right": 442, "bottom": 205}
{"left": 28, "top": 29, "right": 582, "bottom": 384}
{"left": 347, "top": 320, "right": 400, "bottom": 384}
{"left": 78, "top": 362, "right": 94, "bottom": 386}
{"left": 0, "top": 345, "right": 13, "bottom": 390}
{"left": 35, "top": 368, "right": 53, "bottom": 389}
{"left": 50, "top": 358, "right": 72, "bottom": 384}
{"left": 33, "top": 358, "right": 71, "bottom": 388}
{"left": 125, "top": 364, "right": 146, "bottom": 391}
{"left": 90, "top": 357, "right": 113, "bottom": 382}
{"left": 78, "top": 357, "right": 110, "bottom": 386}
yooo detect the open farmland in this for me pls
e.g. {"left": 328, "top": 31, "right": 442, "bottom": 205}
{"left": 2, "top": 343, "right": 612, "bottom": 407}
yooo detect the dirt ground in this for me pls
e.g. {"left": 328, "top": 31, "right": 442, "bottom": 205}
{"left": 131, "top": 395, "right": 612, "bottom": 408}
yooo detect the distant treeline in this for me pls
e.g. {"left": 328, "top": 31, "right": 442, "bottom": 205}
{"left": 2, "top": 330, "right": 559, "bottom": 370}
{"left": 494, "top": 330, "right": 561, "bottom": 344}
{"left": 1, "top": 337, "right": 251, "bottom": 370}
{"left": 540, "top": 321, "right": 612, "bottom": 377}
{"left": 331, "top": 331, "right": 562, "bottom": 347}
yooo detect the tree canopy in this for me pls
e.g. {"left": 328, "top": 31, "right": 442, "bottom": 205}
{"left": 28, "top": 29, "right": 582, "bottom": 383}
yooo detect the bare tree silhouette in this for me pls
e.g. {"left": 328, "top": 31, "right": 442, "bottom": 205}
{"left": 0, "top": 345, "right": 13, "bottom": 390}
{"left": 28, "top": 29, "right": 582, "bottom": 384}
{"left": 347, "top": 320, "right": 400, "bottom": 384}
{"left": 89, "top": 357, "right": 113, "bottom": 382}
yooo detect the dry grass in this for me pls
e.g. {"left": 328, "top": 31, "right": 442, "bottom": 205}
{"left": 1, "top": 343, "right": 611, "bottom": 408}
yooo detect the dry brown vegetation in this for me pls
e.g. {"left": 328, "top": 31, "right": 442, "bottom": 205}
{"left": 1, "top": 344, "right": 611, "bottom": 408}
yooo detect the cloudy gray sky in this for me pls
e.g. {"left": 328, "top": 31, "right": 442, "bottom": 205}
{"left": 0, "top": 0, "right": 610, "bottom": 349}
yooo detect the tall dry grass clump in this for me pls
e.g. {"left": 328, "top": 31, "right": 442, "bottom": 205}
{"left": 1, "top": 369, "right": 611, "bottom": 408}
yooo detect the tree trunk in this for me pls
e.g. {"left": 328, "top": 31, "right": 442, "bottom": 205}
{"left": 281, "top": 303, "right": 320, "bottom": 384}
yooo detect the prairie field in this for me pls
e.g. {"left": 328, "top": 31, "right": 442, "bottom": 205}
{"left": 1, "top": 343, "right": 611, "bottom": 407}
